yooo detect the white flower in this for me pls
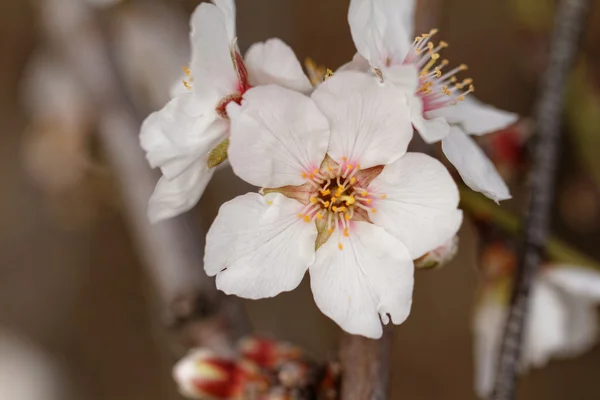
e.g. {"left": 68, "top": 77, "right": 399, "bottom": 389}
{"left": 204, "top": 71, "right": 463, "bottom": 338}
{"left": 140, "top": 0, "right": 311, "bottom": 223}
{"left": 473, "top": 265, "right": 600, "bottom": 398}
{"left": 347, "top": 0, "right": 518, "bottom": 202}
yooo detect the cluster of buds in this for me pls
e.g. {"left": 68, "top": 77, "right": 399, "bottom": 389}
{"left": 174, "top": 337, "right": 340, "bottom": 400}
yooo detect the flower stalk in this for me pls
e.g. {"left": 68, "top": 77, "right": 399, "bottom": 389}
{"left": 459, "top": 187, "right": 600, "bottom": 270}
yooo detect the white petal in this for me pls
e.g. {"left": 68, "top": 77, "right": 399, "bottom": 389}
{"left": 542, "top": 265, "right": 600, "bottom": 301}
{"left": 337, "top": 53, "right": 371, "bottom": 73}
{"left": 140, "top": 94, "right": 226, "bottom": 180}
{"left": 227, "top": 85, "right": 329, "bottom": 188}
{"left": 309, "top": 221, "right": 414, "bottom": 339}
{"left": 559, "top": 296, "right": 598, "bottom": 357}
{"left": 368, "top": 152, "right": 463, "bottom": 259}
{"left": 204, "top": 192, "right": 316, "bottom": 299}
{"left": 148, "top": 158, "right": 215, "bottom": 223}
{"left": 169, "top": 75, "right": 190, "bottom": 99}
{"left": 522, "top": 280, "right": 569, "bottom": 368}
{"left": 472, "top": 294, "right": 506, "bottom": 399}
{"left": 348, "top": 0, "right": 414, "bottom": 69}
{"left": 384, "top": 63, "right": 419, "bottom": 92}
{"left": 245, "top": 38, "right": 312, "bottom": 93}
{"left": 189, "top": 3, "right": 238, "bottom": 100}
{"left": 212, "top": 0, "right": 236, "bottom": 41}
{"left": 410, "top": 96, "right": 450, "bottom": 143}
{"left": 311, "top": 71, "right": 413, "bottom": 168}
{"left": 441, "top": 127, "right": 511, "bottom": 202}
{"left": 427, "top": 97, "right": 518, "bottom": 136}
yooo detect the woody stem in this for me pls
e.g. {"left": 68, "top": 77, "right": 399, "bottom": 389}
{"left": 492, "top": 0, "right": 591, "bottom": 398}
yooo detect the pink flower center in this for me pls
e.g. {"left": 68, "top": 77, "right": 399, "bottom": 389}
{"left": 297, "top": 157, "right": 386, "bottom": 250}
{"left": 403, "top": 29, "right": 475, "bottom": 113}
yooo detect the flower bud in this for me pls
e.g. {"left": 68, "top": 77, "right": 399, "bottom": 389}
{"left": 238, "top": 337, "right": 303, "bottom": 369}
{"left": 415, "top": 236, "right": 459, "bottom": 270}
{"left": 173, "top": 348, "right": 263, "bottom": 399}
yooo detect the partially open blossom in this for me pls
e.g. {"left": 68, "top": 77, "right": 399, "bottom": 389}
{"left": 473, "top": 245, "right": 600, "bottom": 398}
{"left": 140, "top": 0, "right": 312, "bottom": 222}
{"left": 204, "top": 71, "right": 462, "bottom": 338}
{"left": 414, "top": 235, "right": 459, "bottom": 270}
{"left": 346, "top": 0, "right": 518, "bottom": 202}
{"left": 173, "top": 348, "right": 265, "bottom": 399}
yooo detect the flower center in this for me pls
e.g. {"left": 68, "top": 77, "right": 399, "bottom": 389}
{"left": 297, "top": 158, "right": 386, "bottom": 250}
{"left": 403, "top": 29, "right": 475, "bottom": 113}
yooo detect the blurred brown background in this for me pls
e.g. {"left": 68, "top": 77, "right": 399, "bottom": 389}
{"left": 1, "top": 0, "right": 600, "bottom": 399}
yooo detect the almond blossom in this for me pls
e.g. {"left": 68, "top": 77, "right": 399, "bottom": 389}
{"left": 346, "top": 0, "right": 518, "bottom": 202}
{"left": 473, "top": 243, "right": 600, "bottom": 398}
{"left": 204, "top": 71, "right": 463, "bottom": 338}
{"left": 140, "top": 0, "right": 312, "bottom": 222}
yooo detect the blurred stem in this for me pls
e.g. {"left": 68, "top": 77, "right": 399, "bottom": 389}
{"left": 492, "top": 0, "right": 590, "bottom": 398}
{"left": 460, "top": 187, "right": 600, "bottom": 269}
{"left": 339, "top": 327, "right": 393, "bottom": 400}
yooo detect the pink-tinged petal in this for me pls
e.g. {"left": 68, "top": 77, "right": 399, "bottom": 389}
{"left": 189, "top": 3, "right": 238, "bottom": 100}
{"left": 148, "top": 158, "right": 215, "bottom": 223}
{"left": 205, "top": 193, "right": 317, "bottom": 299}
{"left": 140, "top": 94, "right": 227, "bottom": 180}
{"left": 542, "top": 265, "right": 600, "bottom": 301}
{"left": 245, "top": 38, "right": 312, "bottom": 93}
{"left": 227, "top": 85, "right": 329, "bottom": 188}
{"left": 348, "top": 0, "right": 414, "bottom": 70}
{"left": 441, "top": 127, "right": 511, "bottom": 202}
{"left": 309, "top": 221, "right": 414, "bottom": 339}
{"left": 368, "top": 152, "right": 462, "bottom": 259}
{"left": 410, "top": 96, "right": 450, "bottom": 143}
{"left": 427, "top": 97, "right": 518, "bottom": 136}
{"left": 311, "top": 71, "right": 413, "bottom": 168}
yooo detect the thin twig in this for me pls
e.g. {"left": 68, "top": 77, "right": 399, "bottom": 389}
{"left": 38, "top": 0, "right": 250, "bottom": 354}
{"left": 492, "top": 0, "right": 590, "bottom": 398}
{"left": 339, "top": 327, "right": 394, "bottom": 400}
{"left": 459, "top": 187, "right": 600, "bottom": 269}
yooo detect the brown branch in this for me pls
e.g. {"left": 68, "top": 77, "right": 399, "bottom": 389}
{"left": 37, "top": 0, "right": 249, "bottom": 354}
{"left": 492, "top": 0, "right": 590, "bottom": 398}
{"left": 339, "top": 327, "right": 394, "bottom": 400}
